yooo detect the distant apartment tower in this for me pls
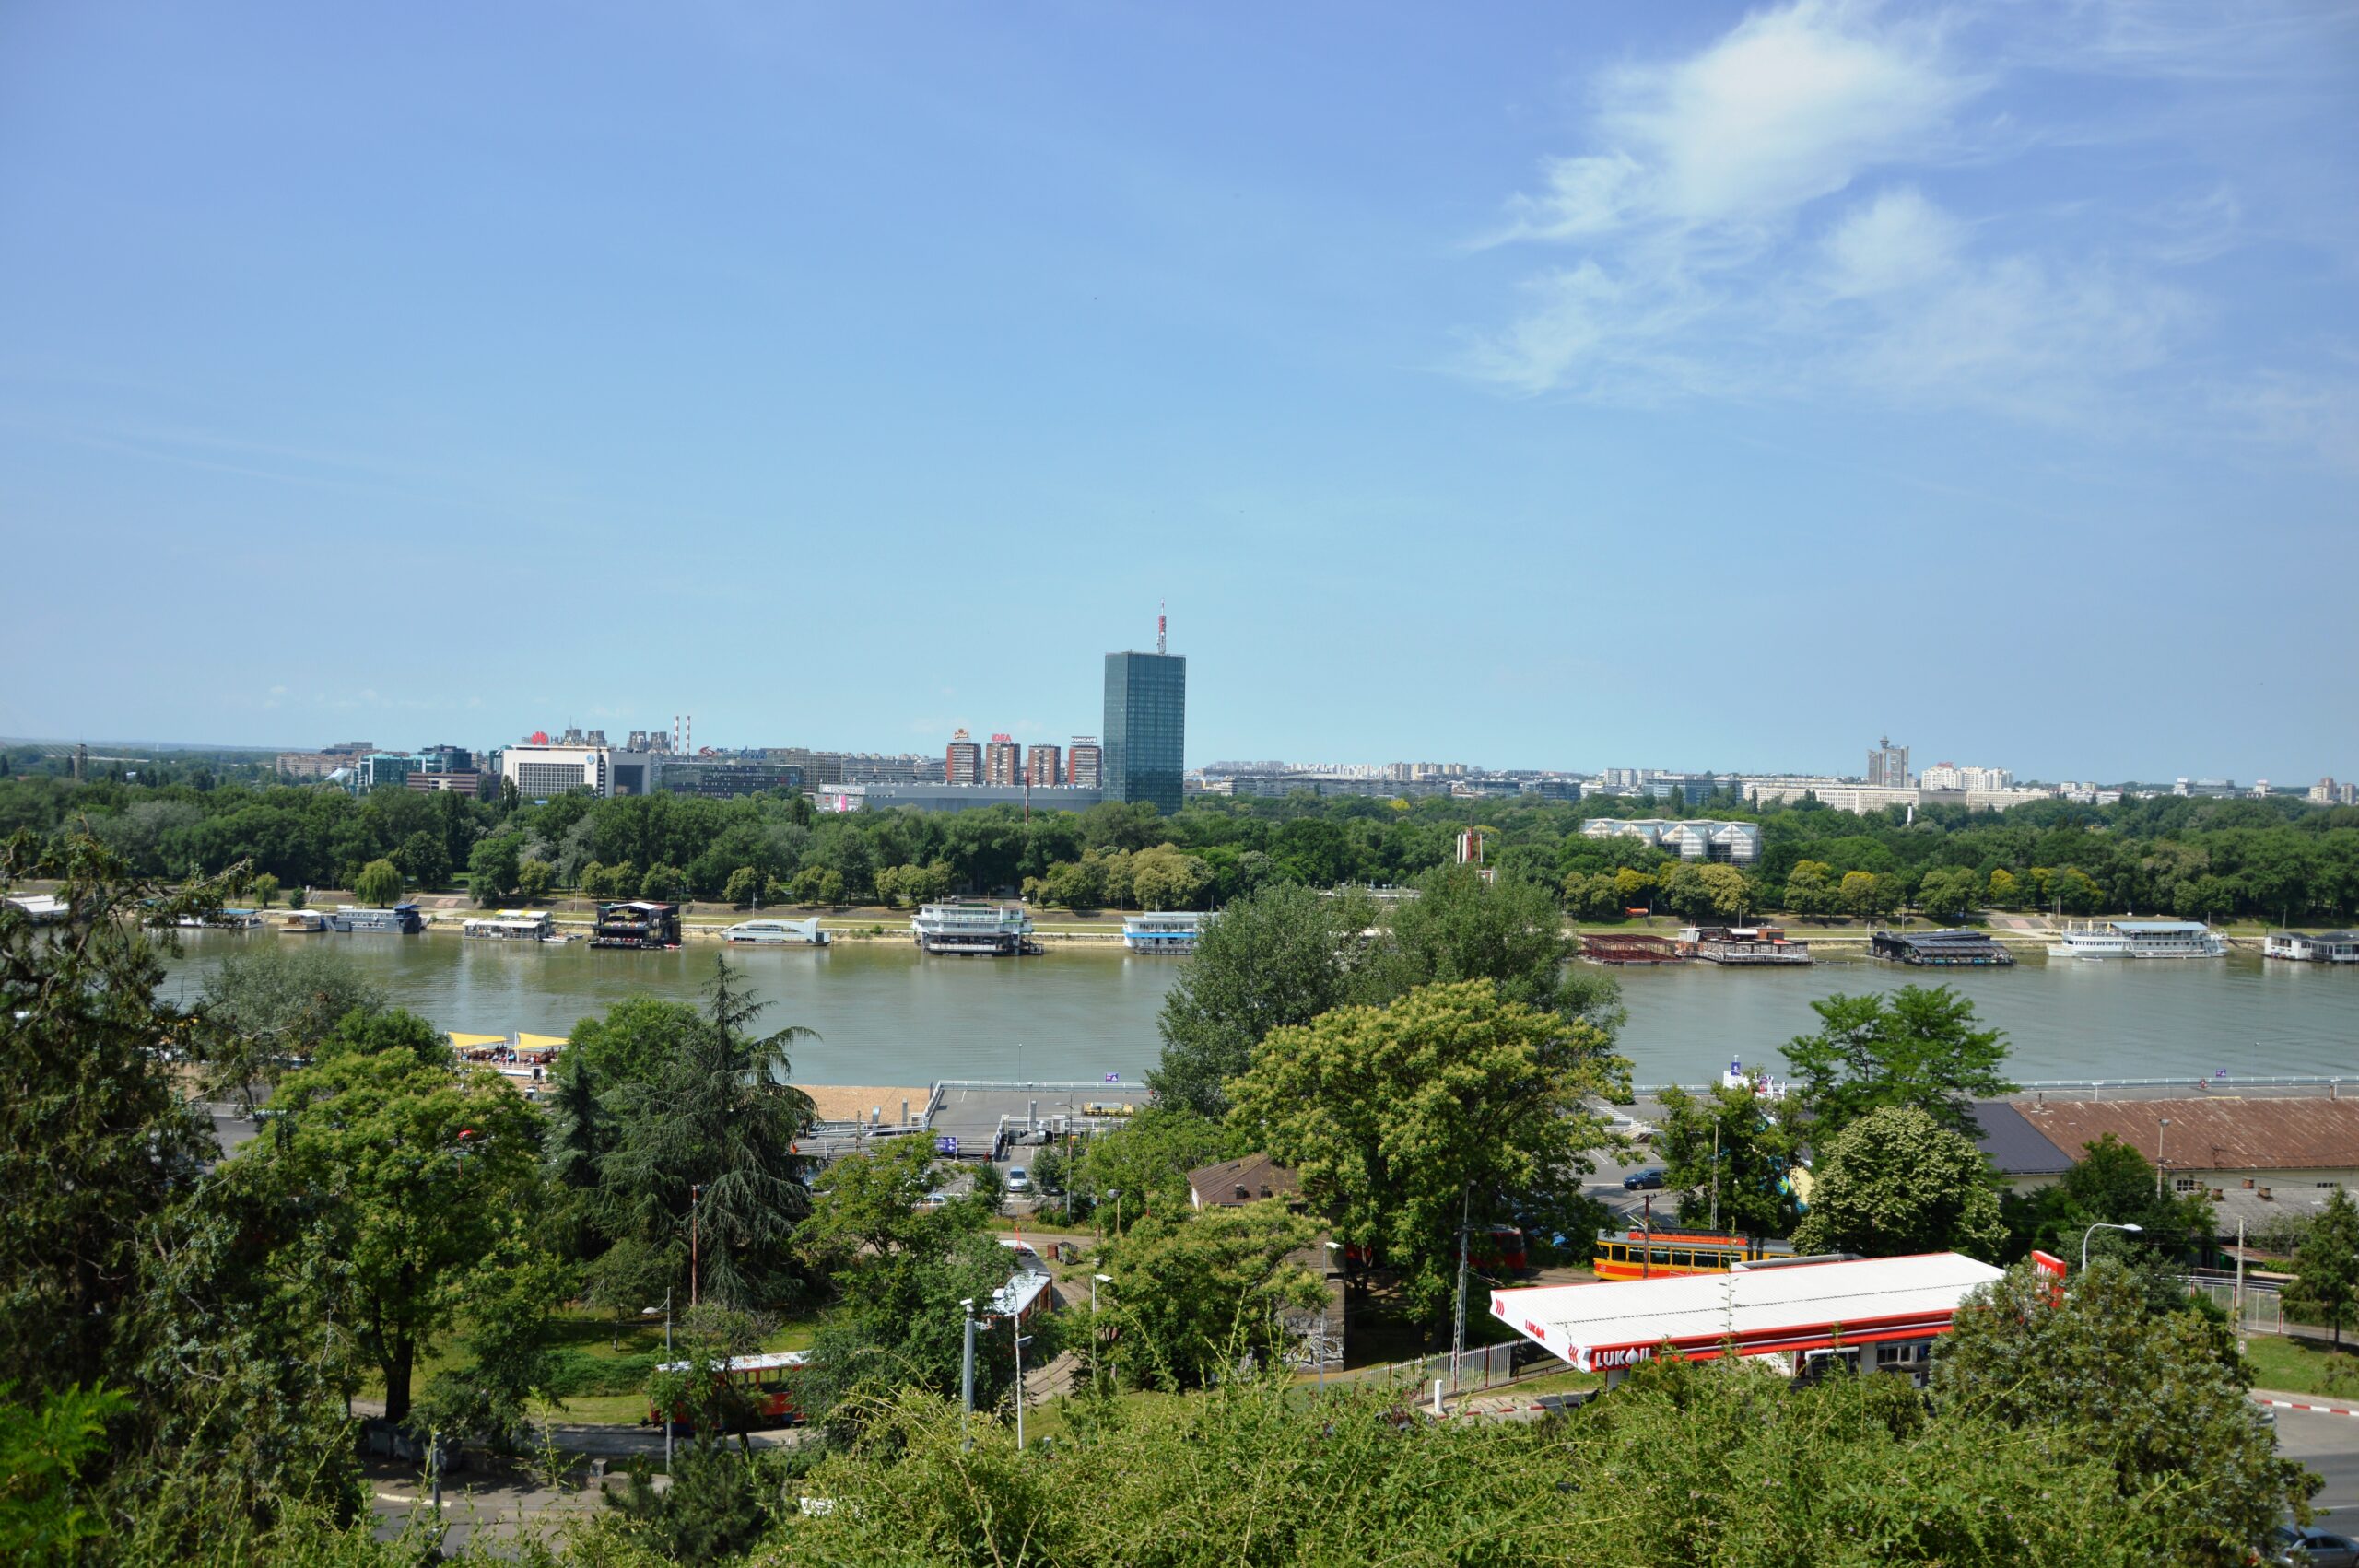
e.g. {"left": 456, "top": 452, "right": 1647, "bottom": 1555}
{"left": 1025, "top": 743, "right": 1062, "bottom": 788}
{"left": 1866, "top": 736, "right": 1910, "bottom": 789}
{"left": 1104, "top": 645, "right": 1187, "bottom": 816}
{"left": 945, "top": 729, "right": 982, "bottom": 786}
{"left": 1067, "top": 737, "right": 1103, "bottom": 789}
{"left": 984, "top": 733, "right": 1023, "bottom": 787}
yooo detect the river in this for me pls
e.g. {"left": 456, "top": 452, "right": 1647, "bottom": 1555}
{"left": 153, "top": 932, "right": 2359, "bottom": 1090}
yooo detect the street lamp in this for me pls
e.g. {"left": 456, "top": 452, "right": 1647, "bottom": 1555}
{"left": 1013, "top": 1328, "right": 1034, "bottom": 1450}
{"left": 2154, "top": 1118, "right": 2172, "bottom": 1199}
{"left": 959, "top": 1298, "right": 977, "bottom": 1450}
{"left": 1091, "top": 1272, "right": 1112, "bottom": 1313}
{"left": 2082, "top": 1222, "right": 2142, "bottom": 1270}
{"left": 1108, "top": 1188, "right": 1121, "bottom": 1236}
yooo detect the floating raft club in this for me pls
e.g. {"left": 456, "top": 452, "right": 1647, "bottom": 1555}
{"left": 1870, "top": 928, "right": 2016, "bottom": 966}
{"left": 1579, "top": 932, "right": 1684, "bottom": 965}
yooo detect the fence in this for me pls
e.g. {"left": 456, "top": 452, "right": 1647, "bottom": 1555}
{"left": 2178, "top": 1275, "right": 2285, "bottom": 1335}
{"left": 1320, "top": 1342, "right": 1523, "bottom": 1398}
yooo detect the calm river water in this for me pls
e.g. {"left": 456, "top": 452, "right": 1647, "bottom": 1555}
{"left": 154, "top": 933, "right": 2359, "bottom": 1090}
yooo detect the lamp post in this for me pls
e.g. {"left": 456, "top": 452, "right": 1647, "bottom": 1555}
{"left": 1091, "top": 1272, "right": 1112, "bottom": 1313}
{"left": 1014, "top": 1328, "right": 1034, "bottom": 1451}
{"left": 1108, "top": 1188, "right": 1121, "bottom": 1237}
{"left": 959, "top": 1298, "right": 977, "bottom": 1450}
{"left": 690, "top": 1183, "right": 705, "bottom": 1309}
{"left": 2154, "top": 1118, "right": 2172, "bottom": 1199}
{"left": 1319, "top": 1242, "right": 1343, "bottom": 1391}
{"left": 2082, "top": 1222, "right": 2142, "bottom": 1271}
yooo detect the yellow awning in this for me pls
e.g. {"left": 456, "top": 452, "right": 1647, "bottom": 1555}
{"left": 518, "top": 1033, "right": 569, "bottom": 1051}
{"left": 449, "top": 1032, "right": 510, "bottom": 1049}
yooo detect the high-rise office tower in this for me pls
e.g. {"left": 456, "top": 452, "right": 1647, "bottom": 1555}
{"left": 1104, "top": 637, "right": 1186, "bottom": 816}
{"left": 945, "top": 729, "right": 981, "bottom": 786}
{"left": 984, "top": 733, "right": 1023, "bottom": 787}
{"left": 1067, "top": 736, "right": 1102, "bottom": 789}
{"left": 1867, "top": 736, "right": 1910, "bottom": 789}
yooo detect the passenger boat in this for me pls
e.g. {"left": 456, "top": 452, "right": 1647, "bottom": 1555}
{"left": 2046, "top": 919, "right": 2226, "bottom": 960}
{"left": 722, "top": 917, "right": 831, "bottom": 947}
{"left": 1121, "top": 911, "right": 1205, "bottom": 954}
{"left": 333, "top": 903, "right": 425, "bottom": 934}
{"left": 2264, "top": 930, "right": 2359, "bottom": 963}
{"left": 912, "top": 901, "right": 1039, "bottom": 955}
{"left": 464, "top": 909, "right": 556, "bottom": 941}
{"left": 276, "top": 910, "right": 330, "bottom": 934}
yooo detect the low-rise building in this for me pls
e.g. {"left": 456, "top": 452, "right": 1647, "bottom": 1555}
{"left": 1187, "top": 1153, "right": 1302, "bottom": 1211}
{"left": 2265, "top": 930, "right": 2359, "bottom": 963}
{"left": 1973, "top": 1095, "right": 2359, "bottom": 1233}
{"left": 1580, "top": 818, "right": 1762, "bottom": 864}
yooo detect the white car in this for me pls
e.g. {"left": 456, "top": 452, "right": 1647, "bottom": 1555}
{"left": 1005, "top": 1166, "right": 1030, "bottom": 1192}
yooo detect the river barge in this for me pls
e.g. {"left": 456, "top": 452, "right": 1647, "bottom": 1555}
{"left": 1579, "top": 932, "right": 1685, "bottom": 965}
{"left": 465, "top": 909, "right": 556, "bottom": 941}
{"left": 913, "top": 901, "right": 1040, "bottom": 956}
{"left": 334, "top": 903, "right": 425, "bottom": 934}
{"left": 592, "top": 900, "right": 682, "bottom": 950}
{"left": 1677, "top": 925, "right": 1813, "bottom": 965}
{"left": 1122, "top": 911, "right": 1205, "bottom": 954}
{"left": 2263, "top": 930, "right": 2359, "bottom": 964}
{"left": 1870, "top": 928, "right": 2015, "bottom": 967}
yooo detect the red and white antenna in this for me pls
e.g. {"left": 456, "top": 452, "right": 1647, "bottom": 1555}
{"left": 1157, "top": 600, "right": 1167, "bottom": 656}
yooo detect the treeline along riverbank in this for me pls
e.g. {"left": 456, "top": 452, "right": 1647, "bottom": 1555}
{"left": 6, "top": 772, "right": 2359, "bottom": 922}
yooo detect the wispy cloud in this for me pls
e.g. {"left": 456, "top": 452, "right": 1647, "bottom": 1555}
{"left": 1459, "top": 0, "right": 2356, "bottom": 465}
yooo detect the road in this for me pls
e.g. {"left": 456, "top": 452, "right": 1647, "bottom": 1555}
{"left": 2269, "top": 1400, "right": 2359, "bottom": 1522}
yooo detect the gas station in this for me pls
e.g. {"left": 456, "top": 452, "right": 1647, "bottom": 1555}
{"left": 1489, "top": 1252, "right": 2009, "bottom": 1386}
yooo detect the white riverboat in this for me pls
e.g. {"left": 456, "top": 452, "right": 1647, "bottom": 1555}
{"left": 722, "top": 917, "right": 831, "bottom": 947}
{"left": 1122, "top": 911, "right": 1207, "bottom": 954}
{"left": 912, "top": 901, "right": 1039, "bottom": 956}
{"left": 2046, "top": 919, "right": 2227, "bottom": 960}
{"left": 464, "top": 908, "right": 556, "bottom": 941}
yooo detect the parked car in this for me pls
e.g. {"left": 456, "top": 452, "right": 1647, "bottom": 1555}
{"left": 2294, "top": 1528, "right": 2359, "bottom": 1568}
{"left": 1005, "top": 1166, "right": 1030, "bottom": 1193}
{"left": 1622, "top": 1168, "right": 1665, "bottom": 1190}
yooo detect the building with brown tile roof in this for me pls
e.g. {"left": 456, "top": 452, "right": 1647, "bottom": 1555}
{"left": 1988, "top": 1095, "right": 2359, "bottom": 1222}
{"left": 1187, "top": 1153, "right": 1303, "bottom": 1210}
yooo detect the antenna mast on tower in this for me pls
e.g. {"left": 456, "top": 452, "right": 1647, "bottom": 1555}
{"left": 1157, "top": 601, "right": 1166, "bottom": 656}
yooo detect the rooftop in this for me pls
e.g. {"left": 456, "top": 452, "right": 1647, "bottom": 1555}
{"left": 1187, "top": 1153, "right": 1303, "bottom": 1208}
{"left": 2010, "top": 1096, "right": 2359, "bottom": 1173}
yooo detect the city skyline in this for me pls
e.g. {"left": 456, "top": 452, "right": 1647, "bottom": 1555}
{"left": 2, "top": 5, "right": 2353, "bottom": 779}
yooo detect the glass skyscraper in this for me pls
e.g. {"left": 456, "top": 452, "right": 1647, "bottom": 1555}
{"left": 1103, "top": 650, "right": 1186, "bottom": 816}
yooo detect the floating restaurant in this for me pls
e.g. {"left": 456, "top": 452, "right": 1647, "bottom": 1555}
{"left": 592, "top": 901, "right": 682, "bottom": 950}
{"left": 1579, "top": 932, "right": 1684, "bottom": 965}
{"left": 912, "top": 901, "right": 1040, "bottom": 956}
{"left": 1677, "top": 925, "right": 1813, "bottom": 965}
{"left": 1869, "top": 928, "right": 2016, "bottom": 966}
{"left": 1121, "top": 910, "right": 1206, "bottom": 954}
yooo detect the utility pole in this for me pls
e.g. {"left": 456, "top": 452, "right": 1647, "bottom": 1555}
{"left": 959, "top": 1299, "right": 978, "bottom": 1449}
{"left": 1710, "top": 1116, "right": 1720, "bottom": 1235}
{"left": 2235, "top": 1218, "right": 2247, "bottom": 1350}
{"left": 690, "top": 1184, "right": 704, "bottom": 1309}
{"left": 1450, "top": 1183, "right": 1471, "bottom": 1389}
{"left": 2155, "top": 1119, "right": 2171, "bottom": 1200}
{"left": 663, "top": 1287, "right": 674, "bottom": 1471}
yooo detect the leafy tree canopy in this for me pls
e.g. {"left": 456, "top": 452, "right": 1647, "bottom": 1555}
{"left": 1789, "top": 1105, "right": 2006, "bottom": 1260}
{"left": 1780, "top": 983, "right": 2014, "bottom": 1143}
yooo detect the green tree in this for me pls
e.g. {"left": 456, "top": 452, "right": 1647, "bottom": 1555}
{"left": 249, "top": 872, "right": 280, "bottom": 908}
{"left": 1226, "top": 979, "right": 1614, "bottom": 1321}
{"left": 1652, "top": 1082, "right": 1801, "bottom": 1243}
{"left": 1097, "top": 1201, "right": 1324, "bottom": 1390}
{"left": 1789, "top": 1106, "right": 2006, "bottom": 1260}
{"left": 2005, "top": 1134, "right": 2217, "bottom": 1267}
{"left": 1147, "top": 882, "right": 1376, "bottom": 1119}
{"left": 1838, "top": 869, "right": 1881, "bottom": 917}
{"left": 196, "top": 942, "right": 387, "bottom": 1110}
{"left": 469, "top": 831, "right": 523, "bottom": 907}
{"left": 1987, "top": 866, "right": 2021, "bottom": 907}
{"left": 598, "top": 958, "right": 818, "bottom": 1310}
{"left": 514, "top": 856, "right": 554, "bottom": 903}
{"left": 1371, "top": 865, "right": 1624, "bottom": 1036}
{"left": 1072, "top": 1106, "right": 1236, "bottom": 1231}
{"left": 544, "top": 1046, "right": 615, "bottom": 1263}
{"left": 1129, "top": 844, "right": 1215, "bottom": 911}
{"left": 969, "top": 1161, "right": 1005, "bottom": 1216}
{"left": 0, "top": 1381, "right": 132, "bottom": 1562}
{"left": 1779, "top": 983, "right": 2014, "bottom": 1142}
{"left": 790, "top": 866, "right": 827, "bottom": 907}
{"left": 412, "top": 1218, "right": 573, "bottom": 1454}
{"left": 1937, "top": 1259, "right": 2314, "bottom": 1565}
{"left": 393, "top": 829, "right": 450, "bottom": 891}
{"left": 640, "top": 861, "right": 687, "bottom": 902}
{"left": 229, "top": 1012, "right": 544, "bottom": 1422}
{"left": 1783, "top": 859, "right": 1835, "bottom": 916}
{"left": 566, "top": 995, "right": 704, "bottom": 1089}
{"left": 2, "top": 833, "right": 228, "bottom": 1398}
{"left": 352, "top": 857, "right": 403, "bottom": 907}
{"left": 2283, "top": 1184, "right": 2359, "bottom": 1350}
{"left": 722, "top": 865, "right": 763, "bottom": 908}
{"left": 1916, "top": 865, "right": 1981, "bottom": 920}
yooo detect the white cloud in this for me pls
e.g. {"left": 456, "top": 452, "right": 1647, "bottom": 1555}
{"left": 1819, "top": 187, "right": 1964, "bottom": 297}
{"left": 1459, "top": 0, "right": 2338, "bottom": 460}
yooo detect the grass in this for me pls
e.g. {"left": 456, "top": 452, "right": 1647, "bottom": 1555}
{"left": 2244, "top": 1333, "right": 2359, "bottom": 1399}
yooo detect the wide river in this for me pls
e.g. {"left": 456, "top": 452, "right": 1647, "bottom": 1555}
{"left": 155, "top": 932, "right": 2359, "bottom": 1091}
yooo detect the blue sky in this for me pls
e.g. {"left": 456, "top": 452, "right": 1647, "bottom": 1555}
{"left": 2, "top": 1, "right": 2353, "bottom": 782}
